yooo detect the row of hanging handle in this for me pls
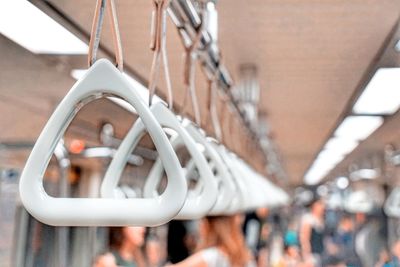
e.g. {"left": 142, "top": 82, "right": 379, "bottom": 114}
{"left": 18, "top": 0, "right": 287, "bottom": 227}
{"left": 86, "top": 0, "right": 244, "bottom": 146}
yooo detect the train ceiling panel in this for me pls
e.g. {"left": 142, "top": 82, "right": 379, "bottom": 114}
{"left": 1, "top": 0, "right": 400, "bottom": 185}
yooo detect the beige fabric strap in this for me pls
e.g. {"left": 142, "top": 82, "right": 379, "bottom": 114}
{"left": 180, "top": 13, "right": 205, "bottom": 125}
{"left": 207, "top": 71, "right": 222, "bottom": 141}
{"left": 218, "top": 93, "right": 229, "bottom": 144}
{"left": 148, "top": 0, "right": 173, "bottom": 108}
{"left": 88, "top": 0, "right": 123, "bottom": 71}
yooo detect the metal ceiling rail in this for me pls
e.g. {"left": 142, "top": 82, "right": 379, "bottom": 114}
{"left": 167, "top": 0, "right": 286, "bottom": 182}
{"left": 34, "top": 0, "right": 286, "bottom": 182}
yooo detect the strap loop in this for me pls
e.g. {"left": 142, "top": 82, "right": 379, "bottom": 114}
{"left": 180, "top": 12, "right": 205, "bottom": 125}
{"left": 88, "top": 0, "right": 123, "bottom": 71}
{"left": 207, "top": 70, "right": 222, "bottom": 141}
{"left": 148, "top": 0, "right": 173, "bottom": 108}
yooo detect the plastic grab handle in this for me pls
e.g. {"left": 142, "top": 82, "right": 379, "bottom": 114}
{"left": 19, "top": 59, "right": 187, "bottom": 226}
{"left": 235, "top": 158, "right": 269, "bottom": 209}
{"left": 184, "top": 122, "right": 236, "bottom": 215}
{"left": 384, "top": 187, "right": 400, "bottom": 218}
{"left": 102, "top": 102, "right": 218, "bottom": 220}
{"left": 143, "top": 133, "right": 218, "bottom": 219}
{"left": 213, "top": 144, "right": 249, "bottom": 213}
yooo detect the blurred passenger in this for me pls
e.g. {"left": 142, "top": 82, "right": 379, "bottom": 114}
{"left": 243, "top": 208, "right": 270, "bottom": 255}
{"left": 109, "top": 226, "right": 146, "bottom": 267}
{"left": 275, "top": 245, "right": 302, "bottom": 267}
{"left": 333, "top": 215, "right": 353, "bottom": 247}
{"left": 354, "top": 212, "right": 367, "bottom": 229}
{"left": 324, "top": 209, "right": 340, "bottom": 236}
{"left": 167, "top": 220, "right": 190, "bottom": 263}
{"left": 284, "top": 219, "right": 299, "bottom": 249}
{"left": 375, "top": 248, "right": 391, "bottom": 267}
{"left": 321, "top": 239, "right": 345, "bottom": 267}
{"left": 332, "top": 215, "right": 360, "bottom": 266}
{"left": 300, "top": 198, "right": 326, "bottom": 266}
{"left": 388, "top": 240, "right": 400, "bottom": 265}
{"left": 323, "top": 255, "right": 346, "bottom": 267}
{"left": 166, "top": 215, "right": 256, "bottom": 267}
{"left": 256, "top": 246, "right": 269, "bottom": 267}
{"left": 274, "top": 222, "right": 306, "bottom": 267}
{"left": 146, "top": 235, "right": 164, "bottom": 267}
{"left": 243, "top": 208, "right": 271, "bottom": 266}
{"left": 92, "top": 252, "right": 117, "bottom": 267}
{"left": 184, "top": 220, "right": 201, "bottom": 254}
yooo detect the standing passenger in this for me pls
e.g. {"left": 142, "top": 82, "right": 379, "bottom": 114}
{"left": 388, "top": 240, "right": 400, "bottom": 266}
{"left": 146, "top": 235, "right": 164, "bottom": 267}
{"left": 92, "top": 252, "right": 117, "bottom": 267}
{"left": 300, "top": 198, "right": 326, "bottom": 266}
{"left": 166, "top": 215, "right": 256, "bottom": 267}
{"left": 109, "top": 226, "right": 146, "bottom": 267}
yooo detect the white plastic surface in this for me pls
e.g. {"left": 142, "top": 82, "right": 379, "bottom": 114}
{"left": 184, "top": 122, "right": 236, "bottom": 215}
{"left": 344, "top": 190, "right": 374, "bottom": 213}
{"left": 235, "top": 159, "right": 264, "bottom": 209}
{"left": 102, "top": 102, "right": 218, "bottom": 220}
{"left": 19, "top": 59, "right": 187, "bottom": 226}
{"left": 144, "top": 132, "right": 218, "bottom": 219}
{"left": 236, "top": 156, "right": 290, "bottom": 208}
{"left": 384, "top": 187, "right": 400, "bottom": 218}
{"left": 212, "top": 144, "right": 249, "bottom": 214}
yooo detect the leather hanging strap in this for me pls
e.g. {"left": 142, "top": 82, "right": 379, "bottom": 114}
{"left": 206, "top": 70, "right": 222, "bottom": 141}
{"left": 227, "top": 109, "right": 234, "bottom": 149}
{"left": 148, "top": 0, "right": 173, "bottom": 108}
{"left": 88, "top": 0, "right": 123, "bottom": 71}
{"left": 218, "top": 93, "right": 229, "bottom": 144}
{"left": 180, "top": 12, "right": 205, "bottom": 125}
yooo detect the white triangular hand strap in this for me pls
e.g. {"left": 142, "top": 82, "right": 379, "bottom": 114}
{"left": 235, "top": 158, "right": 270, "bottom": 209}
{"left": 102, "top": 102, "right": 218, "bottom": 219}
{"left": 385, "top": 187, "right": 400, "bottom": 218}
{"left": 143, "top": 133, "right": 218, "bottom": 219}
{"left": 344, "top": 190, "right": 374, "bottom": 213}
{"left": 19, "top": 59, "right": 187, "bottom": 226}
{"left": 213, "top": 144, "right": 249, "bottom": 214}
{"left": 184, "top": 122, "right": 236, "bottom": 215}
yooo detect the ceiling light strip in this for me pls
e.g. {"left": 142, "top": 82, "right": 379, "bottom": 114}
{"left": 0, "top": 0, "right": 87, "bottom": 54}
{"left": 305, "top": 115, "right": 384, "bottom": 185}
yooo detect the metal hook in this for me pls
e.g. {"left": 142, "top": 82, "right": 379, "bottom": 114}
{"left": 148, "top": 0, "right": 173, "bottom": 108}
{"left": 88, "top": 0, "right": 123, "bottom": 71}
